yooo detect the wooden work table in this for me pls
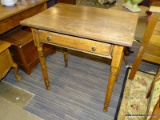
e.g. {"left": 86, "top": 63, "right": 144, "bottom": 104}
{"left": 20, "top": 3, "right": 139, "bottom": 112}
{"left": 0, "top": 0, "right": 48, "bottom": 35}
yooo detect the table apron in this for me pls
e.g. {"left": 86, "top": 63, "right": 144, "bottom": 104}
{"left": 38, "top": 30, "right": 113, "bottom": 58}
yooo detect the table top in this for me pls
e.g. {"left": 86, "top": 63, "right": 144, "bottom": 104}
{"left": 0, "top": 0, "right": 47, "bottom": 21}
{"left": 20, "top": 3, "right": 139, "bottom": 47}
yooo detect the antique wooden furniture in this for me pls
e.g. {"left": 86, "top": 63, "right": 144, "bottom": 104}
{"left": 0, "top": 0, "right": 48, "bottom": 35}
{"left": 0, "top": 40, "right": 23, "bottom": 81}
{"left": 20, "top": 3, "right": 139, "bottom": 112}
{"left": 129, "top": 6, "right": 160, "bottom": 80}
{"left": 3, "top": 29, "right": 55, "bottom": 75}
{"left": 0, "top": 0, "right": 55, "bottom": 74}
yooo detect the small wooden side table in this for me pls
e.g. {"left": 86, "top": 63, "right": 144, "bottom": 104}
{"left": 21, "top": 3, "right": 139, "bottom": 111}
{"left": 0, "top": 40, "right": 23, "bottom": 81}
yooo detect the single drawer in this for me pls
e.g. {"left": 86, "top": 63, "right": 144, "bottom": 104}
{"left": 0, "top": 14, "right": 21, "bottom": 34}
{"left": 38, "top": 30, "right": 112, "bottom": 57}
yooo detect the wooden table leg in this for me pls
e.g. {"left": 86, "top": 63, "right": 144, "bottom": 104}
{"left": 63, "top": 48, "right": 68, "bottom": 67}
{"left": 128, "top": 45, "right": 144, "bottom": 80}
{"left": 32, "top": 28, "right": 50, "bottom": 90}
{"left": 103, "top": 45, "right": 124, "bottom": 112}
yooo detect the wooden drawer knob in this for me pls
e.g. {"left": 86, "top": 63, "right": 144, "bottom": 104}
{"left": 47, "top": 36, "right": 52, "bottom": 41}
{"left": 92, "top": 46, "right": 96, "bottom": 51}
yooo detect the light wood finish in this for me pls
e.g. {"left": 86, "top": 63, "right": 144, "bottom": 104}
{"left": 0, "top": 0, "right": 47, "bottom": 35}
{"left": 38, "top": 30, "right": 112, "bottom": 57}
{"left": 104, "top": 45, "right": 124, "bottom": 112}
{"left": 20, "top": 3, "right": 138, "bottom": 47}
{"left": 129, "top": 6, "right": 160, "bottom": 80}
{"left": 0, "top": 41, "right": 23, "bottom": 80}
{"left": 20, "top": 3, "right": 139, "bottom": 112}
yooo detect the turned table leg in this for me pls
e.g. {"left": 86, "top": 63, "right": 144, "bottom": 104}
{"left": 38, "top": 47, "right": 50, "bottom": 90}
{"left": 103, "top": 45, "right": 124, "bottom": 112}
{"left": 32, "top": 28, "right": 50, "bottom": 90}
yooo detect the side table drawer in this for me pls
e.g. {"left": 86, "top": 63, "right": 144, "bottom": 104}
{"left": 38, "top": 30, "right": 112, "bottom": 57}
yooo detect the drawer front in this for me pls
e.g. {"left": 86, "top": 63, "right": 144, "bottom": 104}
{"left": 0, "top": 14, "right": 21, "bottom": 34}
{"left": 38, "top": 30, "right": 112, "bottom": 57}
{"left": 0, "top": 3, "right": 45, "bottom": 34}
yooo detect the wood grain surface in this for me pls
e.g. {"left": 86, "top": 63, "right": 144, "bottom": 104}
{"left": 21, "top": 3, "right": 139, "bottom": 47}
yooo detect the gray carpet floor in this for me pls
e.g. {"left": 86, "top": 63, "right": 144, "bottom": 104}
{"left": 3, "top": 41, "right": 158, "bottom": 120}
